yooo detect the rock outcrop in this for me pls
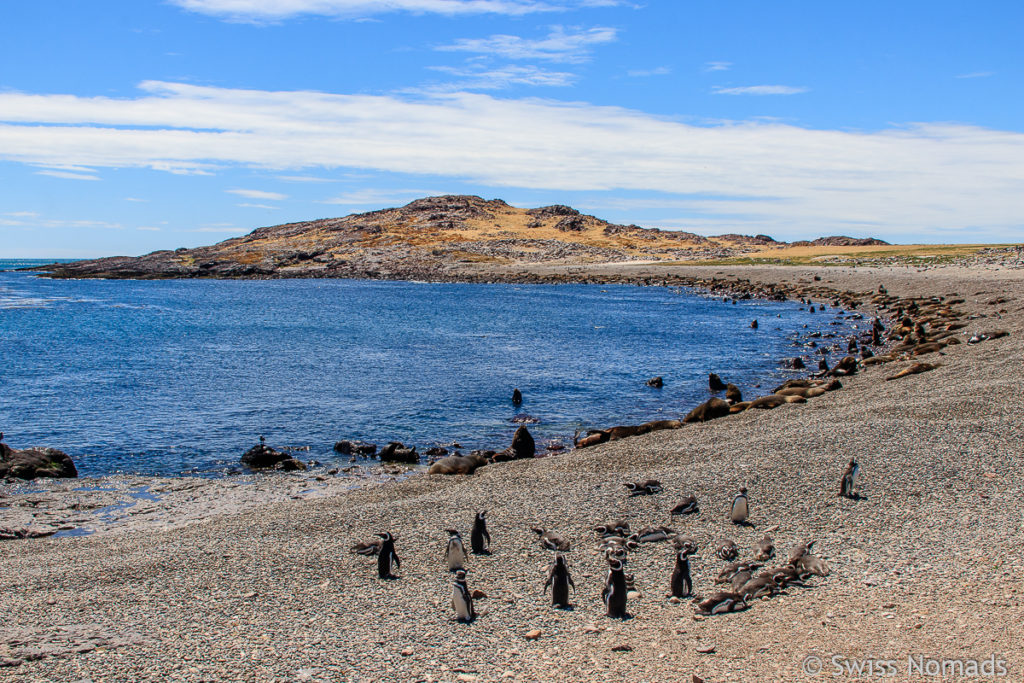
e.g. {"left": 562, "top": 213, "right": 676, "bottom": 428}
{"left": 0, "top": 444, "right": 78, "bottom": 480}
{"left": 240, "top": 444, "right": 307, "bottom": 471}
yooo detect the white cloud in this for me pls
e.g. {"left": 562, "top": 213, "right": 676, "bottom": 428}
{"left": 0, "top": 81, "right": 1022, "bottom": 240}
{"left": 426, "top": 64, "right": 576, "bottom": 89}
{"left": 713, "top": 85, "right": 809, "bottom": 96}
{"left": 437, "top": 26, "right": 617, "bottom": 63}
{"left": 124, "top": 197, "right": 149, "bottom": 202}
{"left": 169, "top": 0, "right": 562, "bottom": 20}
{"left": 322, "top": 188, "right": 444, "bottom": 205}
{"left": 34, "top": 169, "right": 101, "bottom": 181}
{"left": 626, "top": 66, "right": 670, "bottom": 77}
{"left": 226, "top": 188, "right": 288, "bottom": 200}
{"left": 276, "top": 174, "right": 334, "bottom": 182}
{"left": 237, "top": 202, "right": 280, "bottom": 209}
{"left": 704, "top": 61, "right": 731, "bottom": 72}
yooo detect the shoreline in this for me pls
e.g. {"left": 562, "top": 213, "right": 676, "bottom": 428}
{"left": 2, "top": 262, "right": 1022, "bottom": 680}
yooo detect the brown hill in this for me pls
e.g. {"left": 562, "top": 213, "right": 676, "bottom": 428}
{"left": 40, "top": 195, "right": 885, "bottom": 280}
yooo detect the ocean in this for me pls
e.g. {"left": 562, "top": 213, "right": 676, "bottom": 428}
{"left": 0, "top": 260, "right": 857, "bottom": 476}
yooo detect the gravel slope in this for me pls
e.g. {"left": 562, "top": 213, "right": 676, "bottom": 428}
{"left": 2, "top": 264, "right": 1022, "bottom": 682}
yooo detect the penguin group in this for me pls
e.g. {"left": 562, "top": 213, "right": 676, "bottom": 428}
{"left": 350, "top": 475, "right": 843, "bottom": 623}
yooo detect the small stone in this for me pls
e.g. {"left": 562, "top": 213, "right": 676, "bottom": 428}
{"left": 457, "top": 675, "right": 478, "bottom": 682}
{"left": 669, "top": 597, "right": 681, "bottom": 604}
{"left": 525, "top": 629, "right": 542, "bottom": 641}
{"left": 982, "top": 472, "right": 997, "bottom": 478}
{"left": 692, "top": 614, "right": 706, "bottom": 622}
{"left": 401, "top": 648, "right": 414, "bottom": 657}
{"left": 611, "top": 644, "right": 633, "bottom": 652}
{"left": 696, "top": 644, "right": 716, "bottom": 654}
{"left": 471, "top": 589, "right": 487, "bottom": 599}
{"left": 583, "top": 623, "right": 603, "bottom": 634}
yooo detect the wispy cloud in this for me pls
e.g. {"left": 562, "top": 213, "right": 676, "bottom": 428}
{"left": 437, "top": 26, "right": 617, "bottom": 63}
{"left": 426, "top": 64, "right": 576, "bottom": 89}
{"left": 704, "top": 61, "right": 731, "bottom": 72}
{"left": 713, "top": 85, "right": 809, "bottom": 96}
{"left": 1, "top": 81, "right": 1022, "bottom": 240}
{"left": 226, "top": 188, "right": 288, "bottom": 200}
{"left": 322, "top": 188, "right": 444, "bottom": 205}
{"left": 35, "top": 169, "right": 101, "bottom": 181}
{"left": 124, "top": 197, "right": 149, "bottom": 202}
{"left": 137, "top": 226, "right": 162, "bottom": 231}
{"left": 955, "top": 71, "right": 994, "bottom": 79}
{"left": 276, "top": 174, "right": 335, "bottom": 182}
{"left": 0, "top": 215, "right": 122, "bottom": 229}
{"left": 236, "top": 202, "right": 279, "bottom": 209}
{"left": 169, "top": 0, "right": 563, "bottom": 21}
{"left": 626, "top": 66, "right": 670, "bottom": 77}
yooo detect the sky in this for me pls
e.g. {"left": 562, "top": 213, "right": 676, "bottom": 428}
{"left": 1, "top": 1, "right": 1022, "bottom": 258}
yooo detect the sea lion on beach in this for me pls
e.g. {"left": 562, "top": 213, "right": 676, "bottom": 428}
{"left": 708, "top": 373, "right": 727, "bottom": 391}
{"left": 747, "top": 394, "right": 788, "bottom": 410}
{"left": 377, "top": 532, "right": 400, "bottom": 579}
{"left": 427, "top": 453, "right": 489, "bottom": 475}
{"left": 670, "top": 544, "right": 696, "bottom": 598}
{"left": 445, "top": 529, "right": 467, "bottom": 572}
{"left": 684, "top": 398, "right": 731, "bottom": 423}
{"left": 470, "top": 511, "right": 490, "bottom": 554}
{"left": 886, "top": 362, "right": 941, "bottom": 381}
{"left": 829, "top": 356, "right": 859, "bottom": 376}
{"left": 725, "top": 383, "right": 742, "bottom": 404}
{"left": 533, "top": 527, "right": 570, "bottom": 551}
{"left": 451, "top": 570, "right": 475, "bottom": 623}
{"left": 544, "top": 554, "right": 575, "bottom": 608}
{"left": 730, "top": 487, "right": 749, "bottom": 524}
{"left": 602, "top": 558, "right": 629, "bottom": 618}
{"left": 790, "top": 357, "right": 806, "bottom": 369}
{"left": 839, "top": 459, "right": 860, "bottom": 499}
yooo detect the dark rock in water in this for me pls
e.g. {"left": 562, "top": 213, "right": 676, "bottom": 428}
{"left": 333, "top": 440, "right": 377, "bottom": 456}
{"left": 0, "top": 443, "right": 77, "bottom": 480}
{"left": 646, "top": 376, "right": 664, "bottom": 388}
{"left": 725, "top": 384, "right": 742, "bottom": 404}
{"left": 428, "top": 452, "right": 489, "bottom": 475}
{"left": 240, "top": 444, "right": 307, "bottom": 471}
{"left": 790, "top": 357, "right": 806, "bottom": 369}
{"left": 424, "top": 446, "right": 449, "bottom": 457}
{"left": 684, "top": 398, "right": 731, "bottom": 423}
{"left": 379, "top": 442, "right": 418, "bottom": 463}
{"left": 512, "top": 388, "right": 522, "bottom": 405}
{"left": 708, "top": 373, "right": 727, "bottom": 392}
{"left": 510, "top": 414, "right": 540, "bottom": 424}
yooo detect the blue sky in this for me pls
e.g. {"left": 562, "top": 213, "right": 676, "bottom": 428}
{"left": 1, "top": 1, "right": 1022, "bottom": 258}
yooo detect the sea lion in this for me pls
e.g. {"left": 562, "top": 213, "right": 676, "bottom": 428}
{"left": 886, "top": 362, "right": 941, "bottom": 381}
{"left": 684, "top": 398, "right": 731, "bottom": 423}
{"left": 427, "top": 453, "right": 489, "bottom": 475}
{"left": 708, "top": 373, "right": 728, "bottom": 392}
{"left": 646, "top": 376, "right": 664, "bottom": 388}
{"left": 725, "top": 383, "right": 742, "bottom": 404}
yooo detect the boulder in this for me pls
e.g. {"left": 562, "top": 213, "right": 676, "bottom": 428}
{"left": 240, "top": 444, "right": 307, "bottom": 471}
{"left": 0, "top": 444, "right": 78, "bottom": 480}
{"left": 683, "top": 398, "right": 731, "bottom": 423}
{"left": 333, "top": 440, "right": 377, "bottom": 456}
{"left": 646, "top": 376, "right": 664, "bottom": 388}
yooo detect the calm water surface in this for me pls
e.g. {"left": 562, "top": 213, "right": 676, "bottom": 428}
{"left": 0, "top": 260, "right": 856, "bottom": 476}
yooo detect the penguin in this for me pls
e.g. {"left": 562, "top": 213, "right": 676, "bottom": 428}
{"left": 761, "top": 565, "right": 807, "bottom": 588}
{"left": 599, "top": 536, "right": 639, "bottom": 554}
{"left": 670, "top": 543, "right": 696, "bottom": 598}
{"left": 754, "top": 534, "right": 775, "bottom": 562}
{"left": 716, "top": 561, "right": 762, "bottom": 584}
{"left": 839, "top": 459, "right": 860, "bottom": 499}
{"left": 729, "top": 487, "right": 749, "bottom": 525}
{"left": 451, "top": 569, "right": 475, "bottom": 623}
{"left": 671, "top": 534, "right": 698, "bottom": 552}
{"left": 376, "top": 532, "right": 400, "bottom": 579}
{"left": 445, "top": 529, "right": 467, "bottom": 572}
{"left": 594, "top": 519, "right": 630, "bottom": 538}
{"left": 788, "top": 540, "right": 815, "bottom": 564}
{"left": 544, "top": 553, "right": 575, "bottom": 608}
{"left": 739, "top": 575, "right": 779, "bottom": 601}
{"left": 794, "top": 554, "right": 831, "bottom": 577}
{"left": 470, "top": 511, "right": 490, "bottom": 554}
{"left": 693, "top": 591, "right": 747, "bottom": 616}
{"left": 632, "top": 526, "right": 675, "bottom": 543}
{"left": 602, "top": 558, "right": 629, "bottom": 618}
{"left": 512, "top": 388, "right": 522, "bottom": 405}
{"left": 670, "top": 496, "right": 699, "bottom": 516}
{"left": 730, "top": 570, "right": 753, "bottom": 592}
{"left": 532, "top": 527, "right": 570, "bottom": 551}
{"left": 349, "top": 538, "right": 383, "bottom": 556}
{"left": 624, "top": 479, "right": 662, "bottom": 495}
{"left": 715, "top": 539, "right": 738, "bottom": 561}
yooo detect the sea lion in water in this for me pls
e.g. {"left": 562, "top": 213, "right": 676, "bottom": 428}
{"left": 646, "top": 376, "right": 664, "bottom": 388}
{"left": 886, "top": 362, "right": 941, "bottom": 381}
{"left": 708, "top": 373, "right": 727, "bottom": 391}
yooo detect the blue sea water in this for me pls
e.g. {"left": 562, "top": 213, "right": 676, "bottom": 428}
{"left": 0, "top": 259, "right": 857, "bottom": 477}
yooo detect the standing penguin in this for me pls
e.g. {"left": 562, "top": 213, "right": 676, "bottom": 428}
{"left": 377, "top": 532, "right": 400, "bottom": 579}
{"left": 470, "top": 511, "right": 491, "bottom": 554}
{"left": 730, "top": 487, "right": 749, "bottom": 525}
{"left": 602, "top": 558, "right": 629, "bottom": 618}
{"left": 544, "top": 553, "right": 575, "bottom": 608}
{"left": 670, "top": 541, "right": 697, "bottom": 598}
{"left": 451, "top": 570, "right": 476, "bottom": 623}
{"left": 445, "top": 529, "right": 467, "bottom": 571}
{"left": 839, "top": 459, "right": 860, "bottom": 499}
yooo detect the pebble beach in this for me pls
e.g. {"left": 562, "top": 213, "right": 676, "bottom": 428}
{"left": 2, "top": 263, "right": 1023, "bottom": 682}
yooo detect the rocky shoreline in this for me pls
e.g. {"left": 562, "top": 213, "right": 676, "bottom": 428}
{"left": 2, "top": 262, "right": 1022, "bottom": 681}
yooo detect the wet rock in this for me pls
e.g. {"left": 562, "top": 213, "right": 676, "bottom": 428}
{"left": 0, "top": 444, "right": 77, "bottom": 480}
{"left": 240, "top": 444, "right": 307, "bottom": 471}
{"left": 333, "top": 440, "right": 377, "bottom": 456}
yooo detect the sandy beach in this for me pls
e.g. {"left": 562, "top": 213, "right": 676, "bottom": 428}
{"left": 2, "top": 263, "right": 1022, "bottom": 682}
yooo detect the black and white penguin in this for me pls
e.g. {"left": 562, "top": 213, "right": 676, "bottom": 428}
{"left": 594, "top": 519, "right": 630, "bottom": 538}
{"left": 376, "top": 532, "right": 400, "bottom": 579}
{"left": 715, "top": 539, "right": 739, "bottom": 561}
{"left": 729, "top": 487, "right": 749, "bottom": 525}
{"left": 716, "top": 561, "right": 762, "bottom": 584}
{"left": 349, "top": 538, "right": 383, "bottom": 556}
{"left": 670, "top": 542, "right": 696, "bottom": 598}
{"left": 739, "top": 575, "right": 779, "bottom": 601}
{"left": 788, "top": 540, "right": 815, "bottom": 564}
{"left": 451, "top": 569, "right": 475, "bottom": 623}
{"left": 632, "top": 526, "right": 675, "bottom": 543}
{"left": 445, "top": 529, "right": 467, "bottom": 572}
{"left": 602, "top": 558, "right": 629, "bottom": 618}
{"left": 670, "top": 496, "right": 699, "bottom": 516}
{"left": 693, "top": 591, "right": 747, "bottom": 616}
{"left": 544, "top": 553, "right": 575, "bottom": 608}
{"left": 624, "top": 479, "right": 662, "bottom": 495}
{"left": 470, "top": 511, "right": 491, "bottom": 554}
{"left": 839, "top": 459, "right": 860, "bottom": 499}
{"left": 532, "top": 527, "right": 570, "bottom": 551}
